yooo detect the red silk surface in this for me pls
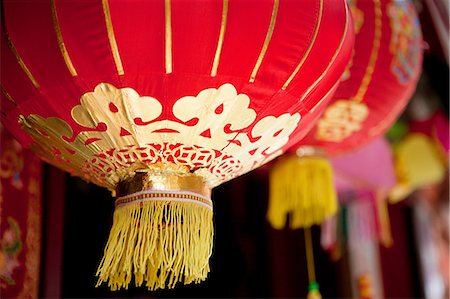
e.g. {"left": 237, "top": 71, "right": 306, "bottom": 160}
{"left": 297, "top": 0, "right": 423, "bottom": 157}
{"left": 0, "top": 0, "right": 353, "bottom": 189}
{"left": 0, "top": 126, "right": 42, "bottom": 298}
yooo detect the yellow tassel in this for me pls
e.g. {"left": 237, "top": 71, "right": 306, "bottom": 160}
{"left": 95, "top": 199, "right": 213, "bottom": 291}
{"left": 267, "top": 155, "right": 338, "bottom": 229}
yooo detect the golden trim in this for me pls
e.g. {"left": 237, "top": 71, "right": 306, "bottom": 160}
{"left": 5, "top": 32, "right": 40, "bottom": 88}
{"left": 116, "top": 168, "right": 211, "bottom": 200}
{"left": 102, "top": 0, "right": 124, "bottom": 75}
{"left": 282, "top": 0, "right": 323, "bottom": 90}
{"left": 165, "top": 0, "right": 173, "bottom": 74}
{"left": 353, "top": 0, "right": 382, "bottom": 102}
{"left": 211, "top": 0, "right": 229, "bottom": 77}
{"left": 51, "top": 0, "right": 77, "bottom": 77}
{"left": 249, "top": 0, "right": 279, "bottom": 82}
{"left": 299, "top": 3, "right": 350, "bottom": 102}
{"left": 1, "top": 85, "right": 17, "bottom": 106}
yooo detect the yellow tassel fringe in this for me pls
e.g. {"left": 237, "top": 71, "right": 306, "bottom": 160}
{"left": 96, "top": 200, "right": 213, "bottom": 291}
{"left": 267, "top": 155, "right": 338, "bottom": 229}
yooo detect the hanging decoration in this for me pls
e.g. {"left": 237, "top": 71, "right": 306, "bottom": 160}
{"left": 332, "top": 138, "right": 396, "bottom": 194}
{"left": 357, "top": 273, "right": 374, "bottom": 299}
{"left": 332, "top": 137, "right": 396, "bottom": 247}
{"left": 389, "top": 132, "right": 446, "bottom": 202}
{"left": 408, "top": 110, "right": 449, "bottom": 162}
{"left": 267, "top": 0, "right": 423, "bottom": 230}
{"left": 321, "top": 138, "right": 397, "bottom": 261}
{"left": 0, "top": 125, "right": 42, "bottom": 298}
{"left": 412, "top": 200, "right": 448, "bottom": 299}
{"left": 268, "top": 147, "right": 337, "bottom": 229}
{"left": 388, "top": 84, "right": 449, "bottom": 202}
{"left": 304, "top": 227, "right": 323, "bottom": 299}
{"left": 345, "top": 192, "right": 385, "bottom": 299}
{"left": 0, "top": 0, "right": 354, "bottom": 291}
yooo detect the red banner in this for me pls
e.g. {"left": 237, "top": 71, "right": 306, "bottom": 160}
{"left": 0, "top": 125, "right": 42, "bottom": 298}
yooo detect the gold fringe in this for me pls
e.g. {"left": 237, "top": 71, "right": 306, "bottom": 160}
{"left": 96, "top": 200, "right": 213, "bottom": 291}
{"left": 267, "top": 156, "right": 338, "bottom": 229}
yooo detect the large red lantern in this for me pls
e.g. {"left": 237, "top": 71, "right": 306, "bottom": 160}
{"left": 0, "top": 0, "right": 353, "bottom": 291}
{"left": 268, "top": 0, "right": 423, "bottom": 230}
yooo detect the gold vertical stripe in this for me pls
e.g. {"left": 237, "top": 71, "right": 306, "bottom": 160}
{"left": 1, "top": 85, "right": 17, "bottom": 106}
{"left": 102, "top": 0, "right": 124, "bottom": 75}
{"left": 299, "top": 3, "right": 350, "bottom": 102}
{"left": 5, "top": 33, "right": 40, "bottom": 88}
{"left": 165, "top": 0, "right": 173, "bottom": 74}
{"left": 51, "top": 0, "right": 77, "bottom": 76}
{"left": 353, "top": 0, "right": 382, "bottom": 102}
{"left": 249, "top": 0, "right": 279, "bottom": 82}
{"left": 211, "top": 0, "right": 229, "bottom": 77}
{"left": 282, "top": 0, "right": 323, "bottom": 90}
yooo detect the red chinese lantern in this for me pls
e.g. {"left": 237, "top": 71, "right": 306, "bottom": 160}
{"left": 0, "top": 0, "right": 353, "bottom": 291}
{"left": 268, "top": 0, "right": 423, "bottom": 231}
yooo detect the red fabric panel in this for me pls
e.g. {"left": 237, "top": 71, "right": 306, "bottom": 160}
{"left": 0, "top": 29, "right": 38, "bottom": 111}
{"left": 108, "top": 0, "right": 166, "bottom": 77}
{"left": 55, "top": 0, "right": 121, "bottom": 87}
{"left": 0, "top": 126, "right": 42, "bottom": 298}
{"left": 171, "top": 0, "right": 223, "bottom": 75}
{"left": 285, "top": 1, "right": 350, "bottom": 100}
{"left": 218, "top": 0, "right": 274, "bottom": 79}
{"left": 3, "top": 0, "right": 75, "bottom": 85}
{"left": 255, "top": 0, "right": 319, "bottom": 89}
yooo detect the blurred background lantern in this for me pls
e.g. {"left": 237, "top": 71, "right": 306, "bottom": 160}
{"left": 267, "top": 0, "right": 423, "bottom": 231}
{"left": 332, "top": 137, "right": 397, "bottom": 195}
{"left": 0, "top": 0, "right": 353, "bottom": 291}
{"left": 388, "top": 83, "right": 448, "bottom": 202}
{"left": 321, "top": 138, "right": 397, "bottom": 258}
{"left": 389, "top": 132, "right": 446, "bottom": 202}
{"left": 267, "top": 2, "right": 423, "bottom": 296}
{"left": 317, "top": 138, "right": 401, "bottom": 299}
{"left": 409, "top": 110, "right": 449, "bottom": 160}
{"left": 332, "top": 137, "right": 396, "bottom": 246}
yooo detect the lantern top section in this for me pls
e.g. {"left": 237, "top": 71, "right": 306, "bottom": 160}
{"left": 1, "top": 0, "right": 353, "bottom": 190}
